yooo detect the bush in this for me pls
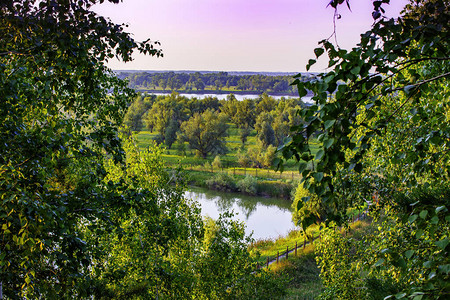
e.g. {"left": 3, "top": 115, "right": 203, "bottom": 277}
{"left": 206, "top": 172, "right": 237, "bottom": 192}
{"left": 237, "top": 175, "right": 258, "bottom": 195}
{"left": 257, "top": 180, "right": 293, "bottom": 199}
{"left": 212, "top": 155, "right": 222, "bottom": 169}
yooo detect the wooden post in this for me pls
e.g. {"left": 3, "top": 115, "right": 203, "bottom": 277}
{"left": 286, "top": 246, "right": 289, "bottom": 259}
{"left": 267, "top": 257, "right": 269, "bottom": 267}
{"left": 295, "top": 242, "right": 297, "bottom": 256}
{"left": 276, "top": 251, "right": 279, "bottom": 263}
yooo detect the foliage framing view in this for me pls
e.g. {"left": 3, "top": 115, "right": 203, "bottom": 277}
{"left": 0, "top": 0, "right": 285, "bottom": 298}
{"left": 279, "top": 0, "right": 449, "bottom": 298}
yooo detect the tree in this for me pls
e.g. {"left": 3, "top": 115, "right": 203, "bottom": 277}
{"left": 179, "top": 109, "right": 229, "bottom": 158}
{"left": 1, "top": 1, "right": 285, "bottom": 298}
{"left": 123, "top": 93, "right": 154, "bottom": 131}
{"left": 0, "top": 0, "right": 163, "bottom": 297}
{"left": 234, "top": 99, "right": 257, "bottom": 129}
{"left": 143, "top": 93, "right": 186, "bottom": 143}
{"left": 279, "top": 0, "right": 449, "bottom": 298}
{"left": 255, "top": 112, "right": 276, "bottom": 148}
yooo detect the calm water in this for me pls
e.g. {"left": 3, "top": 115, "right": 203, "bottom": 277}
{"left": 150, "top": 92, "right": 313, "bottom": 103}
{"left": 185, "top": 187, "right": 295, "bottom": 240}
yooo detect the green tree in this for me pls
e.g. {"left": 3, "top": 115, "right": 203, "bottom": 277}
{"left": 255, "top": 112, "right": 276, "bottom": 148}
{"left": 279, "top": 0, "right": 449, "bottom": 298}
{"left": 179, "top": 109, "right": 229, "bottom": 158}
{"left": 143, "top": 92, "right": 186, "bottom": 143}
{"left": 123, "top": 93, "right": 154, "bottom": 131}
{"left": 234, "top": 99, "right": 257, "bottom": 129}
{"left": 0, "top": 0, "right": 162, "bottom": 297}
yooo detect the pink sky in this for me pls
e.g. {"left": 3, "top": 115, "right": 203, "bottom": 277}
{"left": 94, "top": 0, "right": 409, "bottom": 72}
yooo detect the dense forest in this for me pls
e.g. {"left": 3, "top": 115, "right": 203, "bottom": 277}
{"left": 1, "top": 0, "right": 449, "bottom": 299}
{"left": 117, "top": 71, "right": 313, "bottom": 95}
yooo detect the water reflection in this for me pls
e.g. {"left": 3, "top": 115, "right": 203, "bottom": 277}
{"left": 150, "top": 92, "right": 313, "bottom": 103}
{"left": 185, "top": 187, "right": 295, "bottom": 240}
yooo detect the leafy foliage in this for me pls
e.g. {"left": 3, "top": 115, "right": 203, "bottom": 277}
{"left": 0, "top": 0, "right": 160, "bottom": 297}
{"left": 179, "top": 109, "right": 229, "bottom": 158}
{"left": 0, "top": 1, "right": 284, "bottom": 298}
{"left": 279, "top": 0, "right": 450, "bottom": 298}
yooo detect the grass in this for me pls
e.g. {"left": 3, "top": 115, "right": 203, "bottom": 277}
{"left": 263, "top": 242, "right": 323, "bottom": 299}
{"left": 250, "top": 225, "right": 321, "bottom": 265}
{"left": 133, "top": 127, "right": 314, "bottom": 198}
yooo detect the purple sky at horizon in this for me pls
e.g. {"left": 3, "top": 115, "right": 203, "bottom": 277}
{"left": 94, "top": 0, "right": 409, "bottom": 72}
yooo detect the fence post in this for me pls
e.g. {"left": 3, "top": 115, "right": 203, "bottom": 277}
{"left": 286, "top": 246, "right": 289, "bottom": 259}
{"left": 267, "top": 257, "right": 269, "bottom": 268}
{"left": 295, "top": 242, "right": 297, "bottom": 256}
{"left": 276, "top": 251, "right": 279, "bottom": 264}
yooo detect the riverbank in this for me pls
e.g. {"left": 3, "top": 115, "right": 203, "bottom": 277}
{"left": 184, "top": 169, "right": 295, "bottom": 199}
{"left": 135, "top": 88, "right": 301, "bottom": 97}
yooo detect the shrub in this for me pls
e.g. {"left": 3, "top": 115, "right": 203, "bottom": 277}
{"left": 237, "top": 175, "right": 258, "bottom": 195}
{"left": 206, "top": 172, "right": 237, "bottom": 192}
{"left": 212, "top": 155, "right": 222, "bottom": 169}
{"left": 257, "top": 180, "right": 293, "bottom": 199}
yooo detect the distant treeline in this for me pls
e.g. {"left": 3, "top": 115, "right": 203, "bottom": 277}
{"left": 117, "top": 71, "right": 314, "bottom": 94}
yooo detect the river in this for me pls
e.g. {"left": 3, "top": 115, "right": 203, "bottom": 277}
{"left": 149, "top": 91, "right": 313, "bottom": 103}
{"left": 185, "top": 187, "right": 295, "bottom": 240}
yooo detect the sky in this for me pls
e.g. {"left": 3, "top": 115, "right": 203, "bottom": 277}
{"left": 93, "top": 0, "right": 409, "bottom": 72}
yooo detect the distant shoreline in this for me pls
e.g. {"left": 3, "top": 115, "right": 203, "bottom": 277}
{"left": 114, "top": 69, "right": 310, "bottom": 77}
{"left": 135, "top": 89, "right": 301, "bottom": 97}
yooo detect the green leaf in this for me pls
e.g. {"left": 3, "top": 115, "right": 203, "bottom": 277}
{"left": 324, "top": 119, "right": 336, "bottom": 130}
{"left": 405, "top": 250, "right": 414, "bottom": 259}
{"left": 350, "top": 66, "right": 361, "bottom": 75}
{"left": 435, "top": 238, "right": 448, "bottom": 250}
{"left": 316, "top": 149, "right": 324, "bottom": 160}
{"left": 408, "top": 214, "right": 418, "bottom": 223}
{"left": 313, "top": 172, "right": 324, "bottom": 182}
{"left": 374, "top": 258, "right": 385, "bottom": 267}
{"left": 296, "top": 200, "right": 304, "bottom": 211}
{"left": 324, "top": 138, "right": 334, "bottom": 149}
{"left": 306, "top": 59, "right": 316, "bottom": 71}
{"left": 404, "top": 84, "right": 415, "bottom": 95}
{"left": 298, "top": 162, "right": 308, "bottom": 173}
{"left": 314, "top": 47, "right": 325, "bottom": 58}
{"left": 435, "top": 206, "right": 446, "bottom": 214}
{"left": 416, "top": 229, "right": 423, "bottom": 238}
{"left": 437, "top": 264, "right": 450, "bottom": 275}
{"left": 395, "top": 292, "right": 406, "bottom": 299}
{"left": 419, "top": 210, "right": 428, "bottom": 219}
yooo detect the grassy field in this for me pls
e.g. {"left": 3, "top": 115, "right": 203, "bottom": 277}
{"left": 134, "top": 125, "right": 320, "bottom": 183}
